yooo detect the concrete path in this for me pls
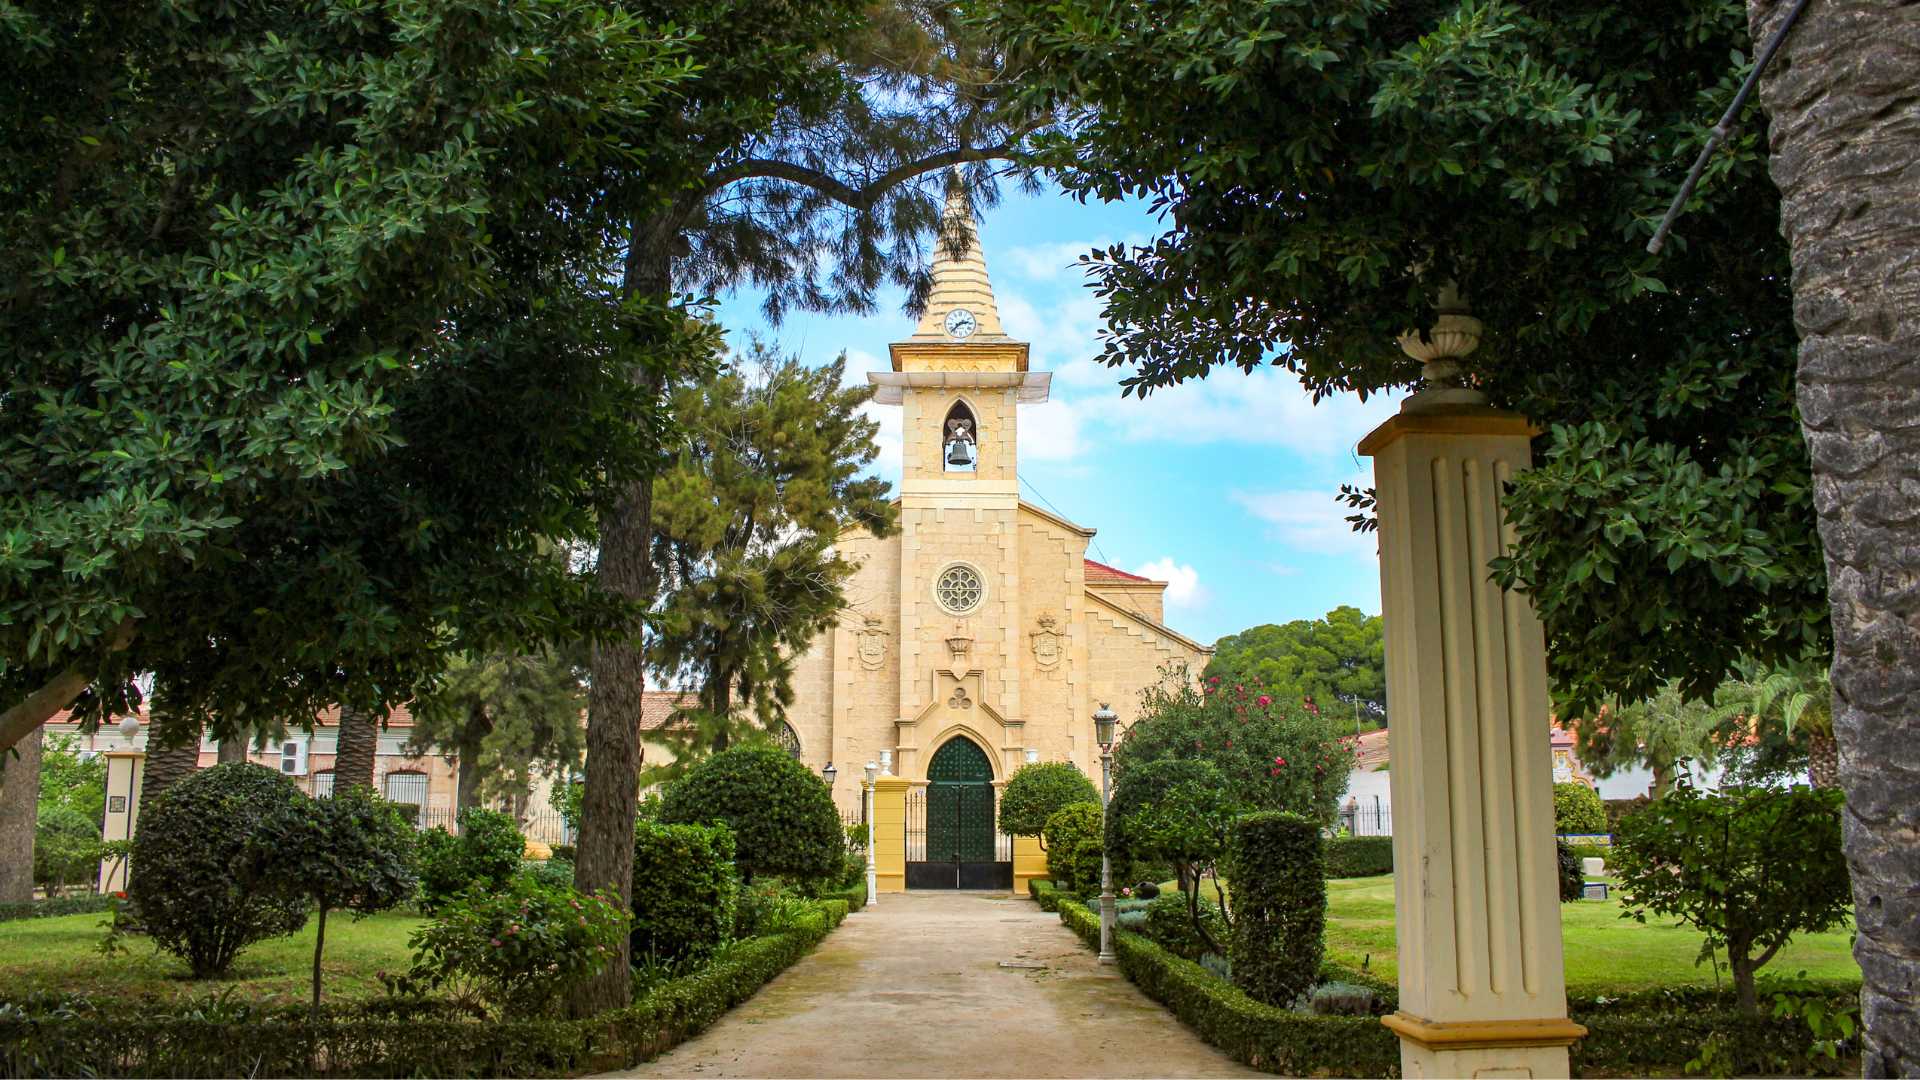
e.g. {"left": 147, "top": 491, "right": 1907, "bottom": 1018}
{"left": 612, "top": 891, "right": 1263, "bottom": 1079}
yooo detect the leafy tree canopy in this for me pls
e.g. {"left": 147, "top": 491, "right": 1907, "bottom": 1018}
{"left": 999, "top": 761, "right": 1099, "bottom": 837}
{"left": 1206, "top": 607, "right": 1385, "bottom": 729}
{"left": 408, "top": 647, "right": 588, "bottom": 814}
{"left": 0, "top": 0, "right": 711, "bottom": 750}
{"left": 984, "top": 0, "right": 1828, "bottom": 717}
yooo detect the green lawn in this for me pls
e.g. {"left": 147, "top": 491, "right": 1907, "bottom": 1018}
{"left": 1324, "top": 875, "right": 1861, "bottom": 993}
{"left": 0, "top": 910, "right": 424, "bottom": 1008}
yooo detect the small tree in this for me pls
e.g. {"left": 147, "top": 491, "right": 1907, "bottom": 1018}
{"left": 1613, "top": 781, "right": 1850, "bottom": 1012}
{"left": 248, "top": 787, "right": 417, "bottom": 1014}
{"left": 1000, "top": 762, "right": 1099, "bottom": 839}
{"left": 1041, "top": 802, "right": 1104, "bottom": 895}
{"left": 1116, "top": 758, "right": 1236, "bottom": 954}
{"left": 657, "top": 745, "right": 841, "bottom": 885}
{"left": 1552, "top": 782, "right": 1607, "bottom": 835}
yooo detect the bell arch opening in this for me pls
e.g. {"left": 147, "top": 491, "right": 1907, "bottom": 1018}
{"left": 942, "top": 400, "right": 978, "bottom": 472}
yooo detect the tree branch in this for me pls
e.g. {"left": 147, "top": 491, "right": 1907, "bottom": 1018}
{"left": 702, "top": 139, "right": 1025, "bottom": 209}
{"left": 0, "top": 618, "right": 138, "bottom": 754}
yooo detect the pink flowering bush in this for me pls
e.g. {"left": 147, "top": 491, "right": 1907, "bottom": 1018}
{"left": 1114, "top": 664, "right": 1350, "bottom": 827}
{"left": 387, "top": 876, "right": 629, "bottom": 1018}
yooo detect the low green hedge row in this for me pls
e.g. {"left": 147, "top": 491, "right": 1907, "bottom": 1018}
{"left": 0, "top": 900, "right": 852, "bottom": 1078}
{"left": 0, "top": 895, "right": 115, "bottom": 924}
{"left": 1055, "top": 897, "right": 1397, "bottom": 1077}
{"left": 1323, "top": 836, "right": 1393, "bottom": 878}
{"left": 1029, "top": 877, "right": 1062, "bottom": 911}
{"left": 1042, "top": 892, "right": 1852, "bottom": 1077}
{"left": 819, "top": 881, "right": 868, "bottom": 913}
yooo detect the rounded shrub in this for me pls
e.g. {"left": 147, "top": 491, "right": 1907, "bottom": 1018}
{"left": 393, "top": 876, "right": 629, "bottom": 1019}
{"left": 416, "top": 807, "right": 526, "bottom": 912}
{"left": 1553, "top": 781, "right": 1607, "bottom": 836}
{"left": 34, "top": 804, "right": 102, "bottom": 892}
{"left": 1557, "top": 840, "right": 1584, "bottom": 902}
{"left": 631, "top": 821, "right": 737, "bottom": 963}
{"left": 1224, "top": 811, "right": 1326, "bottom": 1006}
{"left": 658, "top": 746, "right": 842, "bottom": 885}
{"left": 127, "top": 763, "right": 310, "bottom": 976}
{"left": 999, "top": 762, "right": 1099, "bottom": 837}
{"left": 1143, "top": 891, "right": 1226, "bottom": 960}
{"left": 1041, "top": 801, "right": 1104, "bottom": 895}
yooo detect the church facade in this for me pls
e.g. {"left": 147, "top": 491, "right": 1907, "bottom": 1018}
{"left": 787, "top": 198, "right": 1211, "bottom": 885}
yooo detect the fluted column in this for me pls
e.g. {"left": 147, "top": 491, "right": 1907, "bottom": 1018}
{"left": 1360, "top": 298, "right": 1584, "bottom": 1077}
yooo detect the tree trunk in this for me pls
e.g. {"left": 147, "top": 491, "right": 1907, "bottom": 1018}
{"left": 1731, "top": 951, "right": 1759, "bottom": 1016}
{"left": 571, "top": 224, "right": 676, "bottom": 1018}
{"left": 333, "top": 705, "right": 378, "bottom": 792}
{"left": 0, "top": 727, "right": 45, "bottom": 902}
{"left": 456, "top": 745, "right": 482, "bottom": 821}
{"left": 140, "top": 708, "right": 203, "bottom": 805}
{"left": 1747, "top": 1, "right": 1920, "bottom": 1071}
{"left": 1649, "top": 757, "right": 1674, "bottom": 801}
{"left": 310, "top": 904, "right": 328, "bottom": 1018}
{"left": 217, "top": 737, "right": 247, "bottom": 764}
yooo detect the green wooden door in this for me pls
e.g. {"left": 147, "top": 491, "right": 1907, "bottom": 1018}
{"left": 926, "top": 738, "right": 995, "bottom": 862}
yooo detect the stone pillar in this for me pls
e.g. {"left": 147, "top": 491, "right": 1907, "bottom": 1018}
{"left": 1360, "top": 298, "right": 1583, "bottom": 1078}
{"left": 1012, "top": 835, "right": 1047, "bottom": 896}
{"left": 872, "top": 776, "right": 911, "bottom": 893}
{"left": 98, "top": 751, "right": 145, "bottom": 893}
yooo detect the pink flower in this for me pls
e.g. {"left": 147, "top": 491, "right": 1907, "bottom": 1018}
{"left": 490, "top": 938, "right": 502, "bottom": 947}
{"left": 1257, "top": 695, "right": 1272, "bottom": 707}
{"left": 1225, "top": 738, "right": 1232, "bottom": 748}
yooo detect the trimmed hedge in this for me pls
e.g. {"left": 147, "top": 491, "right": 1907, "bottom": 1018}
{"left": 1029, "top": 877, "right": 1063, "bottom": 911}
{"left": 0, "top": 895, "right": 115, "bottom": 924}
{"left": 1057, "top": 897, "right": 1397, "bottom": 1077}
{"left": 631, "top": 822, "right": 736, "bottom": 964}
{"left": 0, "top": 901, "right": 853, "bottom": 1077}
{"left": 1323, "top": 836, "right": 1393, "bottom": 878}
{"left": 1226, "top": 812, "right": 1324, "bottom": 1005}
{"left": 1046, "top": 895, "right": 1854, "bottom": 1077}
{"left": 1041, "top": 802, "right": 1103, "bottom": 894}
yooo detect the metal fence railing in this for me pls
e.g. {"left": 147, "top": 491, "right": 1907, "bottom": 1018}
{"left": 403, "top": 806, "right": 575, "bottom": 846}
{"left": 1339, "top": 804, "right": 1392, "bottom": 837}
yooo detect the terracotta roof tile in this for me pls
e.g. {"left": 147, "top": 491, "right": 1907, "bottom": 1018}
{"left": 1084, "top": 558, "right": 1154, "bottom": 585}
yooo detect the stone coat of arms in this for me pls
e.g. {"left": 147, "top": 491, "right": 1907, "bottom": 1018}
{"left": 855, "top": 616, "right": 889, "bottom": 670}
{"left": 1030, "top": 612, "right": 1064, "bottom": 670}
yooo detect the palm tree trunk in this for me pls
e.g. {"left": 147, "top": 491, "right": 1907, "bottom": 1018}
{"left": 333, "top": 705, "right": 378, "bottom": 793}
{"left": 141, "top": 706, "right": 204, "bottom": 805}
{"left": 1748, "top": 1, "right": 1920, "bottom": 1071}
{"left": 0, "top": 727, "right": 44, "bottom": 902}
{"left": 1805, "top": 729, "right": 1839, "bottom": 790}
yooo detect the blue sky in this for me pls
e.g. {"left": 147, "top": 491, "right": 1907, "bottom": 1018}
{"left": 713, "top": 182, "right": 1398, "bottom": 647}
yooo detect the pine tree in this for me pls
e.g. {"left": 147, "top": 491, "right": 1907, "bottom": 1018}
{"left": 407, "top": 649, "right": 588, "bottom": 818}
{"left": 647, "top": 346, "right": 897, "bottom": 766}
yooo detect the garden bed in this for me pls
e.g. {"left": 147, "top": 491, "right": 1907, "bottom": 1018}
{"left": 0, "top": 898, "right": 857, "bottom": 1077}
{"left": 1034, "top": 881, "right": 1857, "bottom": 1078}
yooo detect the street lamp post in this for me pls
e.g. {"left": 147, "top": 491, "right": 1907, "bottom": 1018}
{"left": 1094, "top": 703, "right": 1118, "bottom": 965}
{"left": 863, "top": 761, "right": 879, "bottom": 907}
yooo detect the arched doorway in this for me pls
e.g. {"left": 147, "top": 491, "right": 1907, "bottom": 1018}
{"left": 907, "top": 737, "right": 1011, "bottom": 889}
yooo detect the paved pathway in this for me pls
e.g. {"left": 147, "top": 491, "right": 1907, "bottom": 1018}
{"left": 612, "top": 891, "right": 1262, "bottom": 1079}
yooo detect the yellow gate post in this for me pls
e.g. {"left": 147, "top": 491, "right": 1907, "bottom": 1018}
{"left": 1360, "top": 293, "right": 1584, "bottom": 1078}
{"left": 872, "top": 776, "right": 910, "bottom": 893}
{"left": 1012, "top": 835, "right": 1046, "bottom": 896}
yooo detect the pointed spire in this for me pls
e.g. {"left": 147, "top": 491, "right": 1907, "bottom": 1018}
{"left": 910, "top": 182, "right": 1009, "bottom": 340}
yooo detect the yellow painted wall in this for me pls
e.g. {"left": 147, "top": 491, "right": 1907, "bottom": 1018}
{"left": 872, "top": 777, "right": 909, "bottom": 893}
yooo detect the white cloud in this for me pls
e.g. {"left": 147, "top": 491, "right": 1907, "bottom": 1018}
{"left": 859, "top": 400, "right": 902, "bottom": 488}
{"left": 1233, "top": 476, "right": 1379, "bottom": 560}
{"left": 1000, "top": 234, "right": 1144, "bottom": 284}
{"left": 1133, "top": 557, "right": 1207, "bottom": 609}
{"left": 1018, "top": 398, "right": 1088, "bottom": 463}
{"left": 1106, "top": 368, "right": 1401, "bottom": 460}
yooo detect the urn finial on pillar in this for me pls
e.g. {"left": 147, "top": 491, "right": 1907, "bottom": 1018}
{"left": 1397, "top": 282, "right": 1487, "bottom": 412}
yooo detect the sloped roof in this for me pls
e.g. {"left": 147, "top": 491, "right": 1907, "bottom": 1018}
{"left": 1084, "top": 558, "right": 1155, "bottom": 585}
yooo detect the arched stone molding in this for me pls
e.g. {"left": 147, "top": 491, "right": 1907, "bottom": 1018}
{"left": 894, "top": 668, "right": 1027, "bottom": 780}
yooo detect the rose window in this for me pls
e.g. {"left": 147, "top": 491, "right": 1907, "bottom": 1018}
{"left": 935, "top": 564, "right": 985, "bottom": 615}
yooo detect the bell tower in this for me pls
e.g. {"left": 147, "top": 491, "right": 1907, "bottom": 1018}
{"left": 868, "top": 188, "right": 1051, "bottom": 777}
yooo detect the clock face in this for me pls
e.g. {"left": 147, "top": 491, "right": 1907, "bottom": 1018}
{"left": 944, "top": 307, "right": 978, "bottom": 339}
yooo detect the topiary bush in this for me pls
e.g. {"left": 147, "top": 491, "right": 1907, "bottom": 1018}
{"left": 1323, "top": 835, "right": 1394, "bottom": 877}
{"left": 1041, "top": 801, "right": 1104, "bottom": 895}
{"left": 631, "top": 821, "right": 736, "bottom": 964}
{"left": 1224, "top": 811, "right": 1325, "bottom": 1006}
{"left": 127, "top": 763, "right": 310, "bottom": 976}
{"left": 34, "top": 804, "right": 102, "bottom": 893}
{"left": 658, "top": 746, "right": 842, "bottom": 885}
{"left": 1553, "top": 780, "right": 1608, "bottom": 836}
{"left": 416, "top": 807, "right": 525, "bottom": 912}
{"left": 999, "top": 761, "right": 1099, "bottom": 837}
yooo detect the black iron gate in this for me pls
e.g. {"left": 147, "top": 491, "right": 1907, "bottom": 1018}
{"left": 906, "top": 738, "right": 1013, "bottom": 889}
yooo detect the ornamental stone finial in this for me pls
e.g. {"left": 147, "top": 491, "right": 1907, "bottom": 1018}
{"left": 1397, "top": 281, "right": 1487, "bottom": 412}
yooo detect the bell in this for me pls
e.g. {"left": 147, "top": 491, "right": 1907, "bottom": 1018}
{"left": 945, "top": 439, "right": 974, "bottom": 466}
